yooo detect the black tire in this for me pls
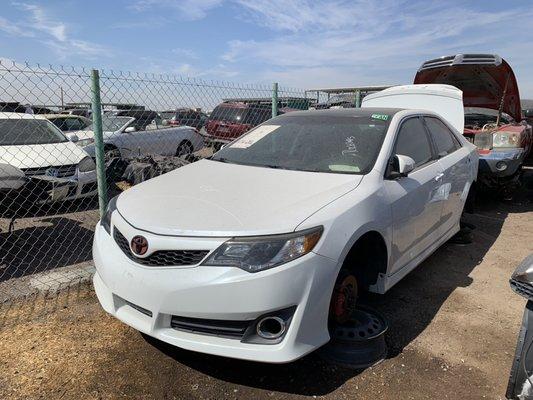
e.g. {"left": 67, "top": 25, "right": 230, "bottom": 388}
{"left": 176, "top": 140, "right": 194, "bottom": 156}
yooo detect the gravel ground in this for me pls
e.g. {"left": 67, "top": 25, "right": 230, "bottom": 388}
{"left": 0, "top": 170, "right": 532, "bottom": 400}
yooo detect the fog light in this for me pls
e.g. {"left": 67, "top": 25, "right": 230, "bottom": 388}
{"left": 256, "top": 316, "right": 286, "bottom": 340}
{"left": 495, "top": 161, "right": 508, "bottom": 171}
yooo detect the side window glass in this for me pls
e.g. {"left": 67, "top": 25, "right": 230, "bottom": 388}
{"left": 424, "top": 117, "right": 459, "bottom": 157}
{"left": 394, "top": 117, "right": 433, "bottom": 167}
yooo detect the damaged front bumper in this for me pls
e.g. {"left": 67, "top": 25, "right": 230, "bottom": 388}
{"left": 478, "top": 148, "right": 526, "bottom": 178}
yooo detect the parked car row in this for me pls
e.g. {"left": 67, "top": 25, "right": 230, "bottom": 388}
{"left": 1, "top": 53, "right": 531, "bottom": 210}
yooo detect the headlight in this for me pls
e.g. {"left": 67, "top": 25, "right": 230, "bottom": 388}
{"left": 202, "top": 226, "right": 323, "bottom": 273}
{"left": 77, "top": 138, "right": 95, "bottom": 147}
{"left": 78, "top": 156, "right": 96, "bottom": 172}
{"left": 493, "top": 131, "right": 521, "bottom": 148}
{"left": 101, "top": 195, "right": 118, "bottom": 234}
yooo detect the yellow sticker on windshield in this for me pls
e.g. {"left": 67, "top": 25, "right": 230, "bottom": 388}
{"left": 231, "top": 125, "right": 279, "bottom": 148}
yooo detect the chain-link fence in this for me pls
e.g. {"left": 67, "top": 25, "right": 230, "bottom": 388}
{"left": 0, "top": 60, "right": 321, "bottom": 301}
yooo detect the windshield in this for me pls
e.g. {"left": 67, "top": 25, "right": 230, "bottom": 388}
{"left": 160, "top": 112, "right": 175, "bottom": 120}
{"left": 209, "top": 105, "right": 247, "bottom": 123}
{"left": 211, "top": 115, "right": 390, "bottom": 174}
{"left": 84, "top": 115, "right": 132, "bottom": 132}
{"left": 0, "top": 118, "right": 69, "bottom": 145}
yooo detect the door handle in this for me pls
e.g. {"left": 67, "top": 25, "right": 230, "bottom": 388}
{"left": 435, "top": 172, "right": 444, "bottom": 182}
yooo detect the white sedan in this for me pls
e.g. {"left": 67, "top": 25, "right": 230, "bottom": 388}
{"left": 0, "top": 112, "right": 97, "bottom": 203}
{"left": 92, "top": 91, "right": 477, "bottom": 363}
{"left": 67, "top": 113, "right": 204, "bottom": 159}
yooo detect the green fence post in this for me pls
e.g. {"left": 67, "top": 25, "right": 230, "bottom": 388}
{"left": 90, "top": 69, "right": 108, "bottom": 217}
{"left": 355, "top": 90, "right": 361, "bottom": 108}
{"left": 272, "top": 82, "right": 278, "bottom": 118}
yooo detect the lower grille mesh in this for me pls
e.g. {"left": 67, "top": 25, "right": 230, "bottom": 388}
{"left": 171, "top": 316, "right": 252, "bottom": 339}
{"left": 113, "top": 228, "right": 209, "bottom": 267}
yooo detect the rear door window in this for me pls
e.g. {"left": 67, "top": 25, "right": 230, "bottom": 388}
{"left": 424, "top": 117, "right": 459, "bottom": 157}
{"left": 394, "top": 117, "right": 433, "bottom": 167}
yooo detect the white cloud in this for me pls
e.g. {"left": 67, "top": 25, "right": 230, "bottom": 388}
{"left": 0, "top": 15, "right": 33, "bottom": 37}
{"left": 219, "top": 1, "right": 533, "bottom": 95}
{"left": 131, "top": 0, "right": 223, "bottom": 20}
{"left": 171, "top": 48, "right": 198, "bottom": 59}
{"left": 13, "top": 2, "right": 67, "bottom": 41}
{"left": 0, "top": 3, "right": 109, "bottom": 60}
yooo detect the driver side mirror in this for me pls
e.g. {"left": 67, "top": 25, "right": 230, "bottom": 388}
{"left": 124, "top": 126, "right": 136, "bottom": 133}
{"left": 387, "top": 154, "right": 415, "bottom": 179}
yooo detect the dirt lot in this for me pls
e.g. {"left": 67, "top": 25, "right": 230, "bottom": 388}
{"left": 1, "top": 171, "right": 532, "bottom": 400}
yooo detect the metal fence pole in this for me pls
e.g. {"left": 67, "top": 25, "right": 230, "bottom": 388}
{"left": 90, "top": 69, "right": 108, "bottom": 217}
{"left": 355, "top": 89, "right": 361, "bottom": 108}
{"left": 272, "top": 82, "right": 278, "bottom": 118}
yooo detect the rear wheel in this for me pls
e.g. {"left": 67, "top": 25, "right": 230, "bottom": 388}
{"left": 176, "top": 140, "right": 194, "bottom": 156}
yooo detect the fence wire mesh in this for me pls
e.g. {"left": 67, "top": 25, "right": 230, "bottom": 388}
{"left": 0, "top": 60, "right": 317, "bottom": 301}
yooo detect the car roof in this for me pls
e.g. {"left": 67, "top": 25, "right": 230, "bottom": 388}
{"left": 0, "top": 112, "right": 47, "bottom": 120}
{"left": 276, "top": 107, "right": 404, "bottom": 118}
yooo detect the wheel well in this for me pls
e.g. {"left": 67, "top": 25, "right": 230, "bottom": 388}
{"left": 340, "top": 231, "right": 388, "bottom": 290}
{"left": 104, "top": 143, "right": 117, "bottom": 150}
{"left": 178, "top": 139, "right": 193, "bottom": 148}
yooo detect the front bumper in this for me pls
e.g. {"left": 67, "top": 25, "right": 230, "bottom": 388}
{"left": 92, "top": 217, "right": 337, "bottom": 363}
{"left": 478, "top": 148, "right": 526, "bottom": 178}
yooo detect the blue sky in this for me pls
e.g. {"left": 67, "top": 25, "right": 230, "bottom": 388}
{"left": 0, "top": 0, "right": 532, "bottom": 97}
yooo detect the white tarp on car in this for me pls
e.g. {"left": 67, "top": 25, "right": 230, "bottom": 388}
{"left": 362, "top": 84, "right": 464, "bottom": 133}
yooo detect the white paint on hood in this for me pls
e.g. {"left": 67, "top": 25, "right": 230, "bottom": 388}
{"left": 117, "top": 159, "right": 363, "bottom": 237}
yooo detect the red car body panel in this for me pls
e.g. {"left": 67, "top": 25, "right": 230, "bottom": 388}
{"left": 205, "top": 102, "right": 271, "bottom": 143}
{"left": 414, "top": 54, "right": 522, "bottom": 122}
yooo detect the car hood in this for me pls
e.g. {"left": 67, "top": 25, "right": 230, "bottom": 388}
{"left": 414, "top": 54, "right": 522, "bottom": 122}
{"left": 0, "top": 142, "right": 87, "bottom": 169}
{"left": 66, "top": 130, "right": 116, "bottom": 141}
{"left": 117, "top": 159, "right": 363, "bottom": 237}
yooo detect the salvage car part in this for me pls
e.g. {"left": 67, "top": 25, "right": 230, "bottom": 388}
{"left": 507, "top": 254, "right": 533, "bottom": 399}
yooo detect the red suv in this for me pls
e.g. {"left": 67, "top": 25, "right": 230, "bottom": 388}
{"left": 204, "top": 102, "right": 272, "bottom": 147}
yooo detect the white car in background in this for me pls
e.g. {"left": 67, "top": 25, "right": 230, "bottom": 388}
{"left": 67, "top": 111, "right": 204, "bottom": 159}
{"left": 0, "top": 112, "right": 97, "bottom": 202}
{"left": 92, "top": 85, "right": 477, "bottom": 363}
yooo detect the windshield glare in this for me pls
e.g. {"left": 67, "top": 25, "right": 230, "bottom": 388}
{"left": 85, "top": 115, "right": 132, "bottom": 132}
{"left": 0, "top": 118, "right": 68, "bottom": 146}
{"left": 211, "top": 115, "right": 390, "bottom": 174}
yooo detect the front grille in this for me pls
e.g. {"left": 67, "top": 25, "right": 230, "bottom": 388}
{"left": 510, "top": 279, "right": 533, "bottom": 301}
{"left": 113, "top": 228, "right": 209, "bottom": 267}
{"left": 22, "top": 164, "right": 77, "bottom": 178}
{"left": 171, "top": 315, "right": 252, "bottom": 339}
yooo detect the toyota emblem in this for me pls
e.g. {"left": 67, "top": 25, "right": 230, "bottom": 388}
{"left": 130, "top": 235, "right": 148, "bottom": 256}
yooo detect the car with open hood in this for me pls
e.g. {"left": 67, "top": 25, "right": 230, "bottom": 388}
{"left": 92, "top": 89, "right": 478, "bottom": 363}
{"left": 413, "top": 54, "right": 532, "bottom": 195}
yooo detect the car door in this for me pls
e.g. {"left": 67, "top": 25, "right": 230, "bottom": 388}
{"left": 423, "top": 116, "right": 472, "bottom": 236}
{"left": 384, "top": 116, "right": 445, "bottom": 274}
{"left": 126, "top": 117, "right": 164, "bottom": 156}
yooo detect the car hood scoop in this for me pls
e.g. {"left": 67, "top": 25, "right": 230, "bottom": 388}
{"left": 117, "top": 159, "right": 362, "bottom": 237}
